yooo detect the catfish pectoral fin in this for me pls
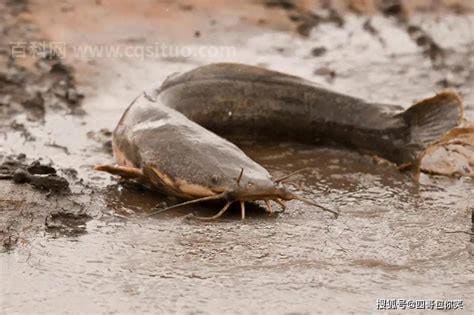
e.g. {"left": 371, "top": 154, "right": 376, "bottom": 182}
{"left": 94, "top": 164, "right": 144, "bottom": 179}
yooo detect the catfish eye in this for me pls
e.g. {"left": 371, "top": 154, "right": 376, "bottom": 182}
{"left": 211, "top": 174, "right": 219, "bottom": 184}
{"left": 246, "top": 182, "right": 253, "bottom": 187}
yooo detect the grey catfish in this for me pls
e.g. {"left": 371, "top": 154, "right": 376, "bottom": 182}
{"left": 96, "top": 63, "right": 463, "bottom": 219}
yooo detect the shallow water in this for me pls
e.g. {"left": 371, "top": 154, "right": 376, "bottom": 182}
{"left": 3, "top": 146, "right": 473, "bottom": 313}
{"left": 1, "top": 1, "right": 474, "bottom": 314}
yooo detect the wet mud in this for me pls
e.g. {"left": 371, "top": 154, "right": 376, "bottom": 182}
{"left": 1, "top": 0, "right": 474, "bottom": 314}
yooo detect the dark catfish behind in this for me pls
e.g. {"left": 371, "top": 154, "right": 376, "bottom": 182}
{"left": 158, "top": 63, "right": 463, "bottom": 166}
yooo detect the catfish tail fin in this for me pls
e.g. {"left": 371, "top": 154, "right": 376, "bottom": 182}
{"left": 398, "top": 90, "right": 463, "bottom": 165}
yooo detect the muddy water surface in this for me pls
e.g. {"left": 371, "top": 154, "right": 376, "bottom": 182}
{"left": 1, "top": 1, "right": 474, "bottom": 314}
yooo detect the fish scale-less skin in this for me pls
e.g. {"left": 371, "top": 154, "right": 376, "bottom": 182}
{"left": 113, "top": 93, "right": 277, "bottom": 198}
{"left": 157, "top": 63, "right": 461, "bottom": 164}
{"left": 158, "top": 64, "right": 409, "bottom": 161}
{"left": 110, "top": 63, "right": 463, "bottom": 199}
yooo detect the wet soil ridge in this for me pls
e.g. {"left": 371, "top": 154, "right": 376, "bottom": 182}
{"left": 378, "top": 0, "right": 446, "bottom": 67}
{"left": 0, "top": 154, "right": 70, "bottom": 194}
{"left": 0, "top": 154, "right": 96, "bottom": 251}
{"left": 373, "top": 0, "right": 470, "bottom": 71}
{"left": 264, "top": 0, "right": 344, "bottom": 36}
{"left": 45, "top": 211, "right": 91, "bottom": 237}
{"left": 0, "top": 1, "right": 92, "bottom": 252}
{"left": 265, "top": 0, "right": 451, "bottom": 68}
{"left": 405, "top": 24, "right": 444, "bottom": 66}
{"left": 0, "top": 1, "right": 83, "bottom": 123}
{"left": 0, "top": 53, "right": 84, "bottom": 121}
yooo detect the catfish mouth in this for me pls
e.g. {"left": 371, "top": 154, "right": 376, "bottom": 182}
{"left": 227, "top": 185, "right": 294, "bottom": 202}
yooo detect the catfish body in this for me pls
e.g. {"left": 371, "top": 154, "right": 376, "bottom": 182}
{"left": 158, "top": 63, "right": 463, "bottom": 165}
{"left": 111, "top": 92, "right": 280, "bottom": 200}
{"left": 98, "top": 63, "right": 463, "bottom": 210}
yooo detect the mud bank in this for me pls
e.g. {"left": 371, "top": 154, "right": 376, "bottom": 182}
{"left": 1, "top": 0, "right": 474, "bottom": 314}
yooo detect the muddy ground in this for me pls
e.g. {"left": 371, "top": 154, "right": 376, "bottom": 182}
{"left": 1, "top": 0, "right": 474, "bottom": 314}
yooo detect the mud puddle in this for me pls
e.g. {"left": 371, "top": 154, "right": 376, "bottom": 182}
{"left": 1, "top": 0, "right": 474, "bottom": 314}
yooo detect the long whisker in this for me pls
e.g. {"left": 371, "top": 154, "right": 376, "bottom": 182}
{"left": 237, "top": 168, "right": 244, "bottom": 186}
{"left": 240, "top": 201, "right": 246, "bottom": 220}
{"left": 265, "top": 200, "right": 274, "bottom": 214}
{"left": 291, "top": 194, "right": 339, "bottom": 218}
{"left": 147, "top": 192, "right": 228, "bottom": 217}
{"left": 275, "top": 167, "right": 311, "bottom": 183}
{"left": 189, "top": 201, "right": 233, "bottom": 221}
{"left": 275, "top": 198, "right": 287, "bottom": 212}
